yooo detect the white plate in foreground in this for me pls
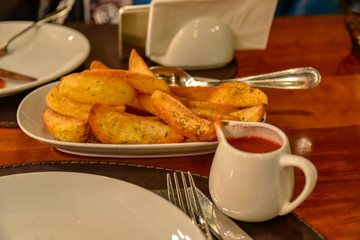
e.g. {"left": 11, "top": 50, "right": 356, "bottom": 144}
{"left": 17, "top": 81, "right": 218, "bottom": 158}
{"left": 0, "top": 21, "right": 90, "bottom": 97}
{"left": 0, "top": 172, "right": 206, "bottom": 240}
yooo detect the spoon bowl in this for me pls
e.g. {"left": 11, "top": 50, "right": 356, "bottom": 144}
{"left": 150, "top": 66, "right": 321, "bottom": 89}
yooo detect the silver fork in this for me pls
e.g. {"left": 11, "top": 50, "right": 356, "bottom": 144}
{"left": 167, "top": 171, "right": 213, "bottom": 240}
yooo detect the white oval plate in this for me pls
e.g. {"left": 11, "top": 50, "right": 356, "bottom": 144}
{"left": 0, "top": 21, "right": 90, "bottom": 97}
{"left": 17, "top": 81, "right": 218, "bottom": 158}
{"left": 0, "top": 171, "right": 206, "bottom": 240}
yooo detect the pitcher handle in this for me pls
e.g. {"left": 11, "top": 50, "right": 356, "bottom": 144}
{"left": 279, "top": 154, "right": 318, "bottom": 215}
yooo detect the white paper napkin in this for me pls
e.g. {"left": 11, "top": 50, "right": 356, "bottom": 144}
{"left": 146, "top": 0, "right": 278, "bottom": 58}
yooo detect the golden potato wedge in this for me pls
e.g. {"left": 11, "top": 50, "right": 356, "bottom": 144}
{"left": 82, "top": 69, "right": 170, "bottom": 95}
{"left": 59, "top": 70, "right": 137, "bottom": 105}
{"left": 230, "top": 103, "right": 267, "bottom": 122}
{"left": 85, "top": 131, "right": 102, "bottom": 143}
{"left": 115, "top": 105, "right": 126, "bottom": 112}
{"left": 127, "top": 73, "right": 170, "bottom": 94}
{"left": 151, "top": 90, "right": 216, "bottom": 141}
{"left": 182, "top": 99, "right": 238, "bottom": 114}
{"left": 182, "top": 137, "right": 201, "bottom": 143}
{"left": 190, "top": 108, "right": 241, "bottom": 122}
{"left": 143, "top": 116, "right": 163, "bottom": 122}
{"left": 46, "top": 86, "right": 92, "bottom": 120}
{"left": 170, "top": 86, "right": 216, "bottom": 101}
{"left": 90, "top": 60, "right": 110, "bottom": 69}
{"left": 128, "top": 49, "right": 170, "bottom": 94}
{"left": 42, "top": 108, "right": 90, "bottom": 142}
{"left": 137, "top": 94, "right": 157, "bottom": 115}
{"left": 125, "top": 96, "right": 148, "bottom": 114}
{"left": 129, "top": 49, "right": 156, "bottom": 77}
{"left": 208, "top": 82, "right": 268, "bottom": 107}
{"left": 88, "top": 104, "right": 184, "bottom": 144}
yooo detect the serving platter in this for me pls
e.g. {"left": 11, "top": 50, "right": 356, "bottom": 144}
{"left": 0, "top": 21, "right": 90, "bottom": 97}
{"left": 17, "top": 81, "right": 218, "bottom": 158}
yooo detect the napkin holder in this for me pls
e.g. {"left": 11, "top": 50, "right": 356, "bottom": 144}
{"left": 118, "top": 4, "right": 150, "bottom": 59}
{"left": 119, "top": 0, "right": 277, "bottom": 70}
{"left": 146, "top": 0, "right": 277, "bottom": 70}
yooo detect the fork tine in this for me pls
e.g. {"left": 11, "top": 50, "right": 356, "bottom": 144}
{"left": 188, "top": 171, "right": 213, "bottom": 240}
{"left": 167, "top": 171, "right": 213, "bottom": 239}
{"left": 166, "top": 173, "right": 176, "bottom": 205}
{"left": 180, "top": 171, "right": 197, "bottom": 221}
{"left": 168, "top": 172, "right": 196, "bottom": 223}
{"left": 173, "top": 172, "right": 186, "bottom": 211}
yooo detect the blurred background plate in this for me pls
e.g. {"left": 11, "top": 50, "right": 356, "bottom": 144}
{"left": 0, "top": 21, "right": 90, "bottom": 97}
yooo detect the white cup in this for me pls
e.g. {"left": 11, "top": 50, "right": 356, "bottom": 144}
{"left": 209, "top": 120, "right": 317, "bottom": 222}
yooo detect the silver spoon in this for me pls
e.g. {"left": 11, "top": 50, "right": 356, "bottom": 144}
{"left": 0, "top": 6, "right": 71, "bottom": 57}
{"left": 150, "top": 66, "right": 321, "bottom": 89}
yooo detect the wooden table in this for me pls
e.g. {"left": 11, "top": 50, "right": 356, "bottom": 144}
{"left": 1, "top": 15, "right": 359, "bottom": 240}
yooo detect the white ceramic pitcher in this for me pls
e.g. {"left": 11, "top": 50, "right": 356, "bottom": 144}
{"left": 209, "top": 120, "right": 318, "bottom": 222}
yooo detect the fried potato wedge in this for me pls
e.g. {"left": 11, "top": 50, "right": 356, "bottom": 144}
{"left": 208, "top": 82, "right": 268, "bottom": 107}
{"left": 85, "top": 131, "right": 102, "bottom": 143}
{"left": 151, "top": 90, "right": 216, "bottom": 141}
{"left": 137, "top": 94, "right": 157, "bottom": 115}
{"left": 82, "top": 69, "right": 170, "bottom": 95}
{"left": 88, "top": 104, "right": 184, "bottom": 144}
{"left": 230, "top": 103, "right": 267, "bottom": 122}
{"left": 129, "top": 49, "right": 156, "bottom": 77}
{"left": 59, "top": 70, "right": 137, "bottom": 105}
{"left": 115, "top": 105, "right": 126, "bottom": 112}
{"left": 42, "top": 108, "right": 90, "bottom": 142}
{"left": 170, "top": 86, "right": 216, "bottom": 101}
{"left": 125, "top": 96, "right": 148, "bottom": 114}
{"left": 90, "top": 60, "right": 110, "bottom": 69}
{"left": 182, "top": 99, "right": 238, "bottom": 114}
{"left": 128, "top": 73, "right": 170, "bottom": 94}
{"left": 46, "top": 86, "right": 92, "bottom": 120}
{"left": 190, "top": 108, "right": 241, "bottom": 122}
{"left": 128, "top": 49, "right": 171, "bottom": 94}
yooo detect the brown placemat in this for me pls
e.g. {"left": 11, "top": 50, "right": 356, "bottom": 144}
{"left": 0, "top": 161, "right": 326, "bottom": 240}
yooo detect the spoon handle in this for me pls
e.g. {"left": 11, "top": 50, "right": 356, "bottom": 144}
{"left": 1, "top": 6, "right": 70, "bottom": 50}
{"left": 195, "top": 67, "right": 321, "bottom": 89}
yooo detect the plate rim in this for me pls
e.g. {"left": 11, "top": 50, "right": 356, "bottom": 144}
{"left": 0, "top": 21, "right": 90, "bottom": 97}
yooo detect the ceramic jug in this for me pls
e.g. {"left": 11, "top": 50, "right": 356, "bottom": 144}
{"left": 209, "top": 120, "right": 317, "bottom": 222}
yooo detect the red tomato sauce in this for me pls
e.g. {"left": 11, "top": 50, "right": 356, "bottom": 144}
{"left": 227, "top": 136, "right": 281, "bottom": 153}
